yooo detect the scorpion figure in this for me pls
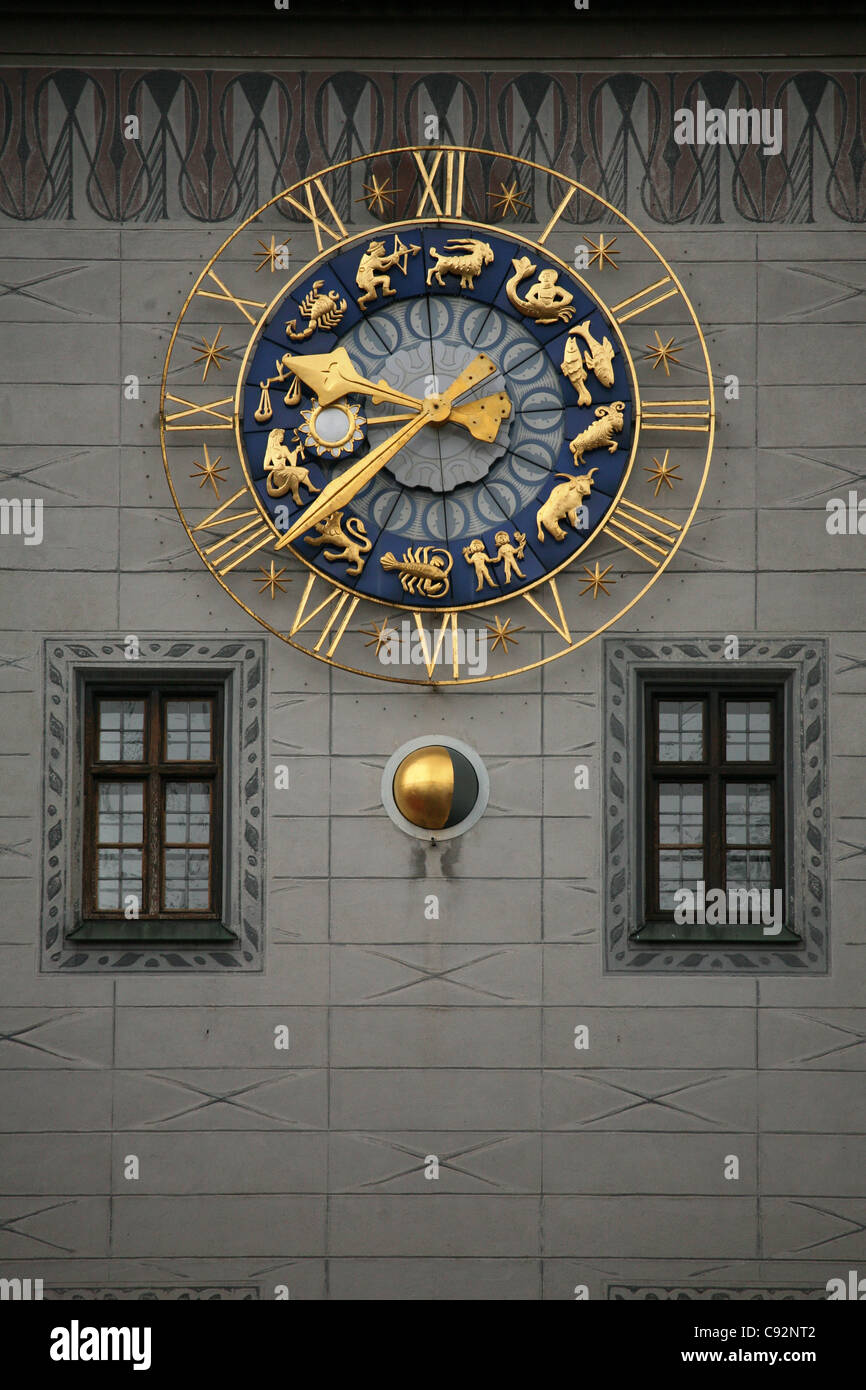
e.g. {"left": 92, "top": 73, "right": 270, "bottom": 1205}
{"left": 380, "top": 546, "right": 454, "bottom": 598}
{"left": 286, "top": 281, "right": 347, "bottom": 341}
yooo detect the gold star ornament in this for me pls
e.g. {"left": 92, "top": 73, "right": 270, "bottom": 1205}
{"left": 488, "top": 180, "right": 530, "bottom": 218}
{"left": 193, "top": 327, "right": 231, "bottom": 381}
{"left": 643, "top": 330, "right": 683, "bottom": 375}
{"left": 255, "top": 235, "right": 291, "bottom": 272}
{"left": 643, "top": 450, "right": 682, "bottom": 496}
{"left": 256, "top": 561, "right": 291, "bottom": 598}
{"left": 579, "top": 562, "right": 615, "bottom": 598}
{"left": 585, "top": 233, "right": 619, "bottom": 270}
{"left": 189, "top": 445, "right": 228, "bottom": 498}
{"left": 361, "top": 618, "right": 398, "bottom": 655}
{"left": 357, "top": 174, "right": 399, "bottom": 217}
{"left": 484, "top": 615, "right": 524, "bottom": 653}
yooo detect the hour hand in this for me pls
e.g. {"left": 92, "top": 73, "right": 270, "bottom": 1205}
{"left": 282, "top": 347, "right": 421, "bottom": 411}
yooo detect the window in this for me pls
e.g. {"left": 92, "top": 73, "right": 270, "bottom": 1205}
{"left": 641, "top": 682, "right": 791, "bottom": 941}
{"left": 41, "top": 638, "right": 266, "bottom": 972}
{"left": 77, "top": 682, "right": 227, "bottom": 940}
{"left": 603, "top": 638, "right": 828, "bottom": 974}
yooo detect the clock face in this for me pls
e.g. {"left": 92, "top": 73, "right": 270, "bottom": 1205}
{"left": 237, "top": 220, "right": 637, "bottom": 612}
{"left": 160, "top": 146, "right": 714, "bottom": 684}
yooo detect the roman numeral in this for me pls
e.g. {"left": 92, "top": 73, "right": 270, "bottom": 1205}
{"left": 412, "top": 610, "right": 460, "bottom": 679}
{"left": 194, "top": 487, "right": 273, "bottom": 575}
{"left": 197, "top": 270, "right": 266, "bottom": 325}
{"left": 610, "top": 276, "right": 678, "bottom": 322}
{"left": 282, "top": 178, "right": 347, "bottom": 251}
{"left": 289, "top": 574, "right": 359, "bottom": 657}
{"left": 605, "top": 498, "right": 682, "bottom": 567}
{"left": 641, "top": 398, "right": 711, "bottom": 432}
{"left": 523, "top": 577, "right": 570, "bottom": 642}
{"left": 163, "top": 394, "right": 234, "bottom": 430}
{"left": 538, "top": 184, "right": 577, "bottom": 244}
{"left": 413, "top": 149, "right": 466, "bottom": 217}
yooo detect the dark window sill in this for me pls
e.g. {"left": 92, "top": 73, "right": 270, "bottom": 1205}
{"left": 632, "top": 921, "right": 802, "bottom": 946}
{"left": 67, "top": 919, "right": 238, "bottom": 944}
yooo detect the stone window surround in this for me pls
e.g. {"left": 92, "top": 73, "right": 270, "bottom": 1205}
{"left": 40, "top": 637, "right": 267, "bottom": 973}
{"left": 603, "top": 637, "right": 828, "bottom": 975}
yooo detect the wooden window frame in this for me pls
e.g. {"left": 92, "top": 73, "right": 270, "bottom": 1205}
{"left": 81, "top": 681, "right": 224, "bottom": 927}
{"left": 638, "top": 674, "right": 795, "bottom": 945}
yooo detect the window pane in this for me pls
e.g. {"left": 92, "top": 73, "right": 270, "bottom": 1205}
{"left": 726, "top": 849, "right": 772, "bottom": 890}
{"left": 726, "top": 783, "right": 771, "bottom": 846}
{"left": 658, "top": 783, "right": 703, "bottom": 845}
{"left": 97, "top": 847, "right": 143, "bottom": 911}
{"left": 97, "top": 782, "right": 143, "bottom": 844}
{"left": 165, "top": 782, "right": 211, "bottom": 844}
{"left": 98, "top": 699, "right": 144, "bottom": 761}
{"left": 164, "top": 848, "right": 210, "bottom": 911}
{"left": 165, "top": 700, "right": 212, "bottom": 761}
{"left": 658, "top": 700, "right": 703, "bottom": 761}
{"left": 659, "top": 850, "right": 704, "bottom": 911}
{"left": 726, "top": 700, "right": 771, "bottom": 761}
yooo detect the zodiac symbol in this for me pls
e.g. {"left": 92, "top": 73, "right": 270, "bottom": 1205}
{"left": 356, "top": 235, "right": 420, "bottom": 310}
{"left": 380, "top": 545, "right": 453, "bottom": 597}
{"left": 506, "top": 256, "right": 574, "bottom": 323}
{"left": 262, "top": 428, "right": 320, "bottom": 503}
{"left": 491, "top": 530, "right": 527, "bottom": 583}
{"left": 253, "top": 355, "right": 302, "bottom": 423}
{"left": 571, "top": 321, "right": 616, "bottom": 386}
{"left": 303, "top": 511, "right": 371, "bottom": 577}
{"left": 426, "top": 238, "right": 495, "bottom": 289}
{"left": 561, "top": 333, "right": 593, "bottom": 408}
{"left": 560, "top": 321, "right": 616, "bottom": 406}
{"left": 568, "top": 400, "right": 625, "bottom": 466}
{"left": 536, "top": 469, "right": 598, "bottom": 543}
{"left": 462, "top": 531, "right": 527, "bottom": 591}
{"left": 286, "top": 280, "right": 347, "bottom": 341}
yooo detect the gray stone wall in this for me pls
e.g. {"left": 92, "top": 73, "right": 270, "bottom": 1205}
{"left": 0, "top": 44, "right": 864, "bottom": 1300}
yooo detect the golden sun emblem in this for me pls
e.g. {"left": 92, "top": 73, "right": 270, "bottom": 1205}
{"left": 298, "top": 400, "right": 366, "bottom": 458}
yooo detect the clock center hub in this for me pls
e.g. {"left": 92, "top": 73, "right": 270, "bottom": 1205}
{"left": 426, "top": 395, "right": 452, "bottom": 424}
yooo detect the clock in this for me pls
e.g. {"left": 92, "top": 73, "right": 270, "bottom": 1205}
{"left": 160, "top": 145, "right": 714, "bottom": 684}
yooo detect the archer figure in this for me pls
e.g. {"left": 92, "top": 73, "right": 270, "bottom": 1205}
{"left": 356, "top": 236, "right": 420, "bottom": 310}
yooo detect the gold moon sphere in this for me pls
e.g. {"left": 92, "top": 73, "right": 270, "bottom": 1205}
{"left": 392, "top": 745, "right": 479, "bottom": 831}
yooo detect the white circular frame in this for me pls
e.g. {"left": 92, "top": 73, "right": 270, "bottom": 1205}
{"left": 381, "top": 735, "right": 490, "bottom": 841}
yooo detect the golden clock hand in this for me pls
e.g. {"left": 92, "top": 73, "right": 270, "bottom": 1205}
{"left": 274, "top": 355, "right": 512, "bottom": 549}
{"left": 367, "top": 392, "right": 511, "bottom": 442}
{"left": 438, "top": 351, "right": 499, "bottom": 403}
{"left": 449, "top": 391, "right": 512, "bottom": 444}
{"left": 285, "top": 342, "right": 511, "bottom": 440}
{"left": 274, "top": 404, "right": 434, "bottom": 548}
{"left": 281, "top": 348, "right": 422, "bottom": 411}
{"left": 282, "top": 348, "right": 503, "bottom": 415}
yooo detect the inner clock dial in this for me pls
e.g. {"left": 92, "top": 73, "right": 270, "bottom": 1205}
{"left": 237, "top": 220, "right": 637, "bottom": 611}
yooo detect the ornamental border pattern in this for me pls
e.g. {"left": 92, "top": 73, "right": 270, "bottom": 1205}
{"left": 40, "top": 636, "right": 267, "bottom": 973}
{"left": 607, "top": 1283, "right": 826, "bottom": 1300}
{"left": 602, "top": 637, "right": 829, "bottom": 974}
{"left": 44, "top": 1285, "right": 260, "bottom": 1300}
{"left": 0, "top": 69, "right": 865, "bottom": 224}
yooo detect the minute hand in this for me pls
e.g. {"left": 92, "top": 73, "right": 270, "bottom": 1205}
{"left": 274, "top": 406, "right": 434, "bottom": 549}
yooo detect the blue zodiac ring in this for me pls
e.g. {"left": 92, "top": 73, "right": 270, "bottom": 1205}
{"left": 235, "top": 220, "right": 639, "bottom": 611}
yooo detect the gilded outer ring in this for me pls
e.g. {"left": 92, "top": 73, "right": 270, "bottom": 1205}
{"left": 232, "top": 217, "right": 642, "bottom": 612}
{"left": 160, "top": 144, "right": 715, "bottom": 685}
